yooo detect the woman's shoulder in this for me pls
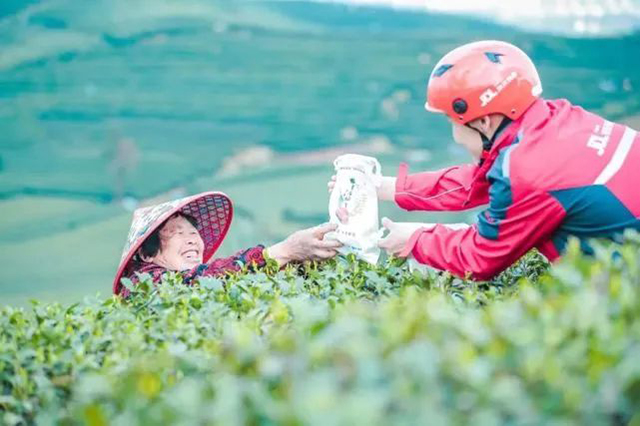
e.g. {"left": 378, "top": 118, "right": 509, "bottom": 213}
{"left": 129, "top": 261, "right": 168, "bottom": 283}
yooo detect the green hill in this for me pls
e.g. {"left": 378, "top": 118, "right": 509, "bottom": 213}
{"left": 1, "top": 0, "right": 638, "bottom": 200}
{"left": 0, "top": 0, "right": 639, "bottom": 304}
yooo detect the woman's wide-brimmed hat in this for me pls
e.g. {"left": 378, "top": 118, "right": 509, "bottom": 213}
{"left": 112, "top": 191, "right": 233, "bottom": 295}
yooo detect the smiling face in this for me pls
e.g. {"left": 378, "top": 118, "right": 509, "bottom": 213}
{"left": 143, "top": 214, "right": 204, "bottom": 271}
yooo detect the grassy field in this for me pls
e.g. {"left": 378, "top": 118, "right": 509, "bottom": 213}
{"left": 0, "top": 197, "right": 99, "bottom": 236}
{"left": 0, "top": 196, "right": 120, "bottom": 243}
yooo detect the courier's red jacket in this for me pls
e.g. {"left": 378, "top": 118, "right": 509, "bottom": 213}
{"left": 396, "top": 98, "right": 640, "bottom": 280}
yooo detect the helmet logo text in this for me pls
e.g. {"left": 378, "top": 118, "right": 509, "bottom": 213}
{"left": 480, "top": 71, "right": 518, "bottom": 107}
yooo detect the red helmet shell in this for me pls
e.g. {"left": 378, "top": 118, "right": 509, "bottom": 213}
{"left": 426, "top": 40, "right": 542, "bottom": 124}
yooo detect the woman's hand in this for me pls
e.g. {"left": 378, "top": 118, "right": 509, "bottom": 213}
{"left": 328, "top": 175, "right": 397, "bottom": 201}
{"left": 266, "top": 223, "right": 343, "bottom": 267}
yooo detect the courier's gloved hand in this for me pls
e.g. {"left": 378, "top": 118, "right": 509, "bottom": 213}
{"left": 377, "top": 218, "right": 434, "bottom": 257}
{"left": 328, "top": 174, "right": 397, "bottom": 201}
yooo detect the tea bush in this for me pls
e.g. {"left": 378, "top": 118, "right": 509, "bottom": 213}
{"left": 1, "top": 237, "right": 640, "bottom": 425}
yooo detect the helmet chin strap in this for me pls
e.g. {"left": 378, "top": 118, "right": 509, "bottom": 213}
{"left": 480, "top": 133, "right": 493, "bottom": 152}
{"left": 467, "top": 117, "right": 513, "bottom": 165}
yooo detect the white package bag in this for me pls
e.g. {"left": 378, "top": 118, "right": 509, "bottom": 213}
{"left": 328, "top": 154, "right": 383, "bottom": 264}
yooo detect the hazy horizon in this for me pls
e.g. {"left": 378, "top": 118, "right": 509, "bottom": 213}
{"left": 315, "top": 0, "right": 640, "bottom": 36}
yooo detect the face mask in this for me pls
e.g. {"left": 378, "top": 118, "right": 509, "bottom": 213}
{"left": 328, "top": 154, "right": 383, "bottom": 264}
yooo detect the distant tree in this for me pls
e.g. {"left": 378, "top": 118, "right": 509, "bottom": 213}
{"left": 107, "top": 137, "right": 139, "bottom": 202}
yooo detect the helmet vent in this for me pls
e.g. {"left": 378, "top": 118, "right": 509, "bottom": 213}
{"left": 485, "top": 52, "right": 504, "bottom": 64}
{"left": 433, "top": 64, "right": 453, "bottom": 77}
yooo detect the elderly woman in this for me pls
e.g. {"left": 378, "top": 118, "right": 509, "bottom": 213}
{"left": 113, "top": 191, "right": 341, "bottom": 296}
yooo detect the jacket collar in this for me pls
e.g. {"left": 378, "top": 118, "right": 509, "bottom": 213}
{"left": 476, "top": 98, "right": 548, "bottom": 173}
{"left": 463, "top": 99, "right": 548, "bottom": 205}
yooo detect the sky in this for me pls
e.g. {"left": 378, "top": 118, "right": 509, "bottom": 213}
{"left": 318, "top": 0, "right": 640, "bottom": 35}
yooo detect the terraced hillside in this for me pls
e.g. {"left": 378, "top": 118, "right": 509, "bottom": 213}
{"left": 0, "top": 0, "right": 639, "bottom": 304}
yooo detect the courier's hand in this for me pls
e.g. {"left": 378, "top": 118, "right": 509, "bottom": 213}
{"left": 266, "top": 223, "right": 343, "bottom": 266}
{"left": 327, "top": 175, "right": 337, "bottom": 193}
{"left": 378, "top": 218, "right": 432, "bottom": 257}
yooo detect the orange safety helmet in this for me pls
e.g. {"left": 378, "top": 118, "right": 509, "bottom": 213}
{"left": 425, "top": 40, "right": 543, "bottom": 124}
